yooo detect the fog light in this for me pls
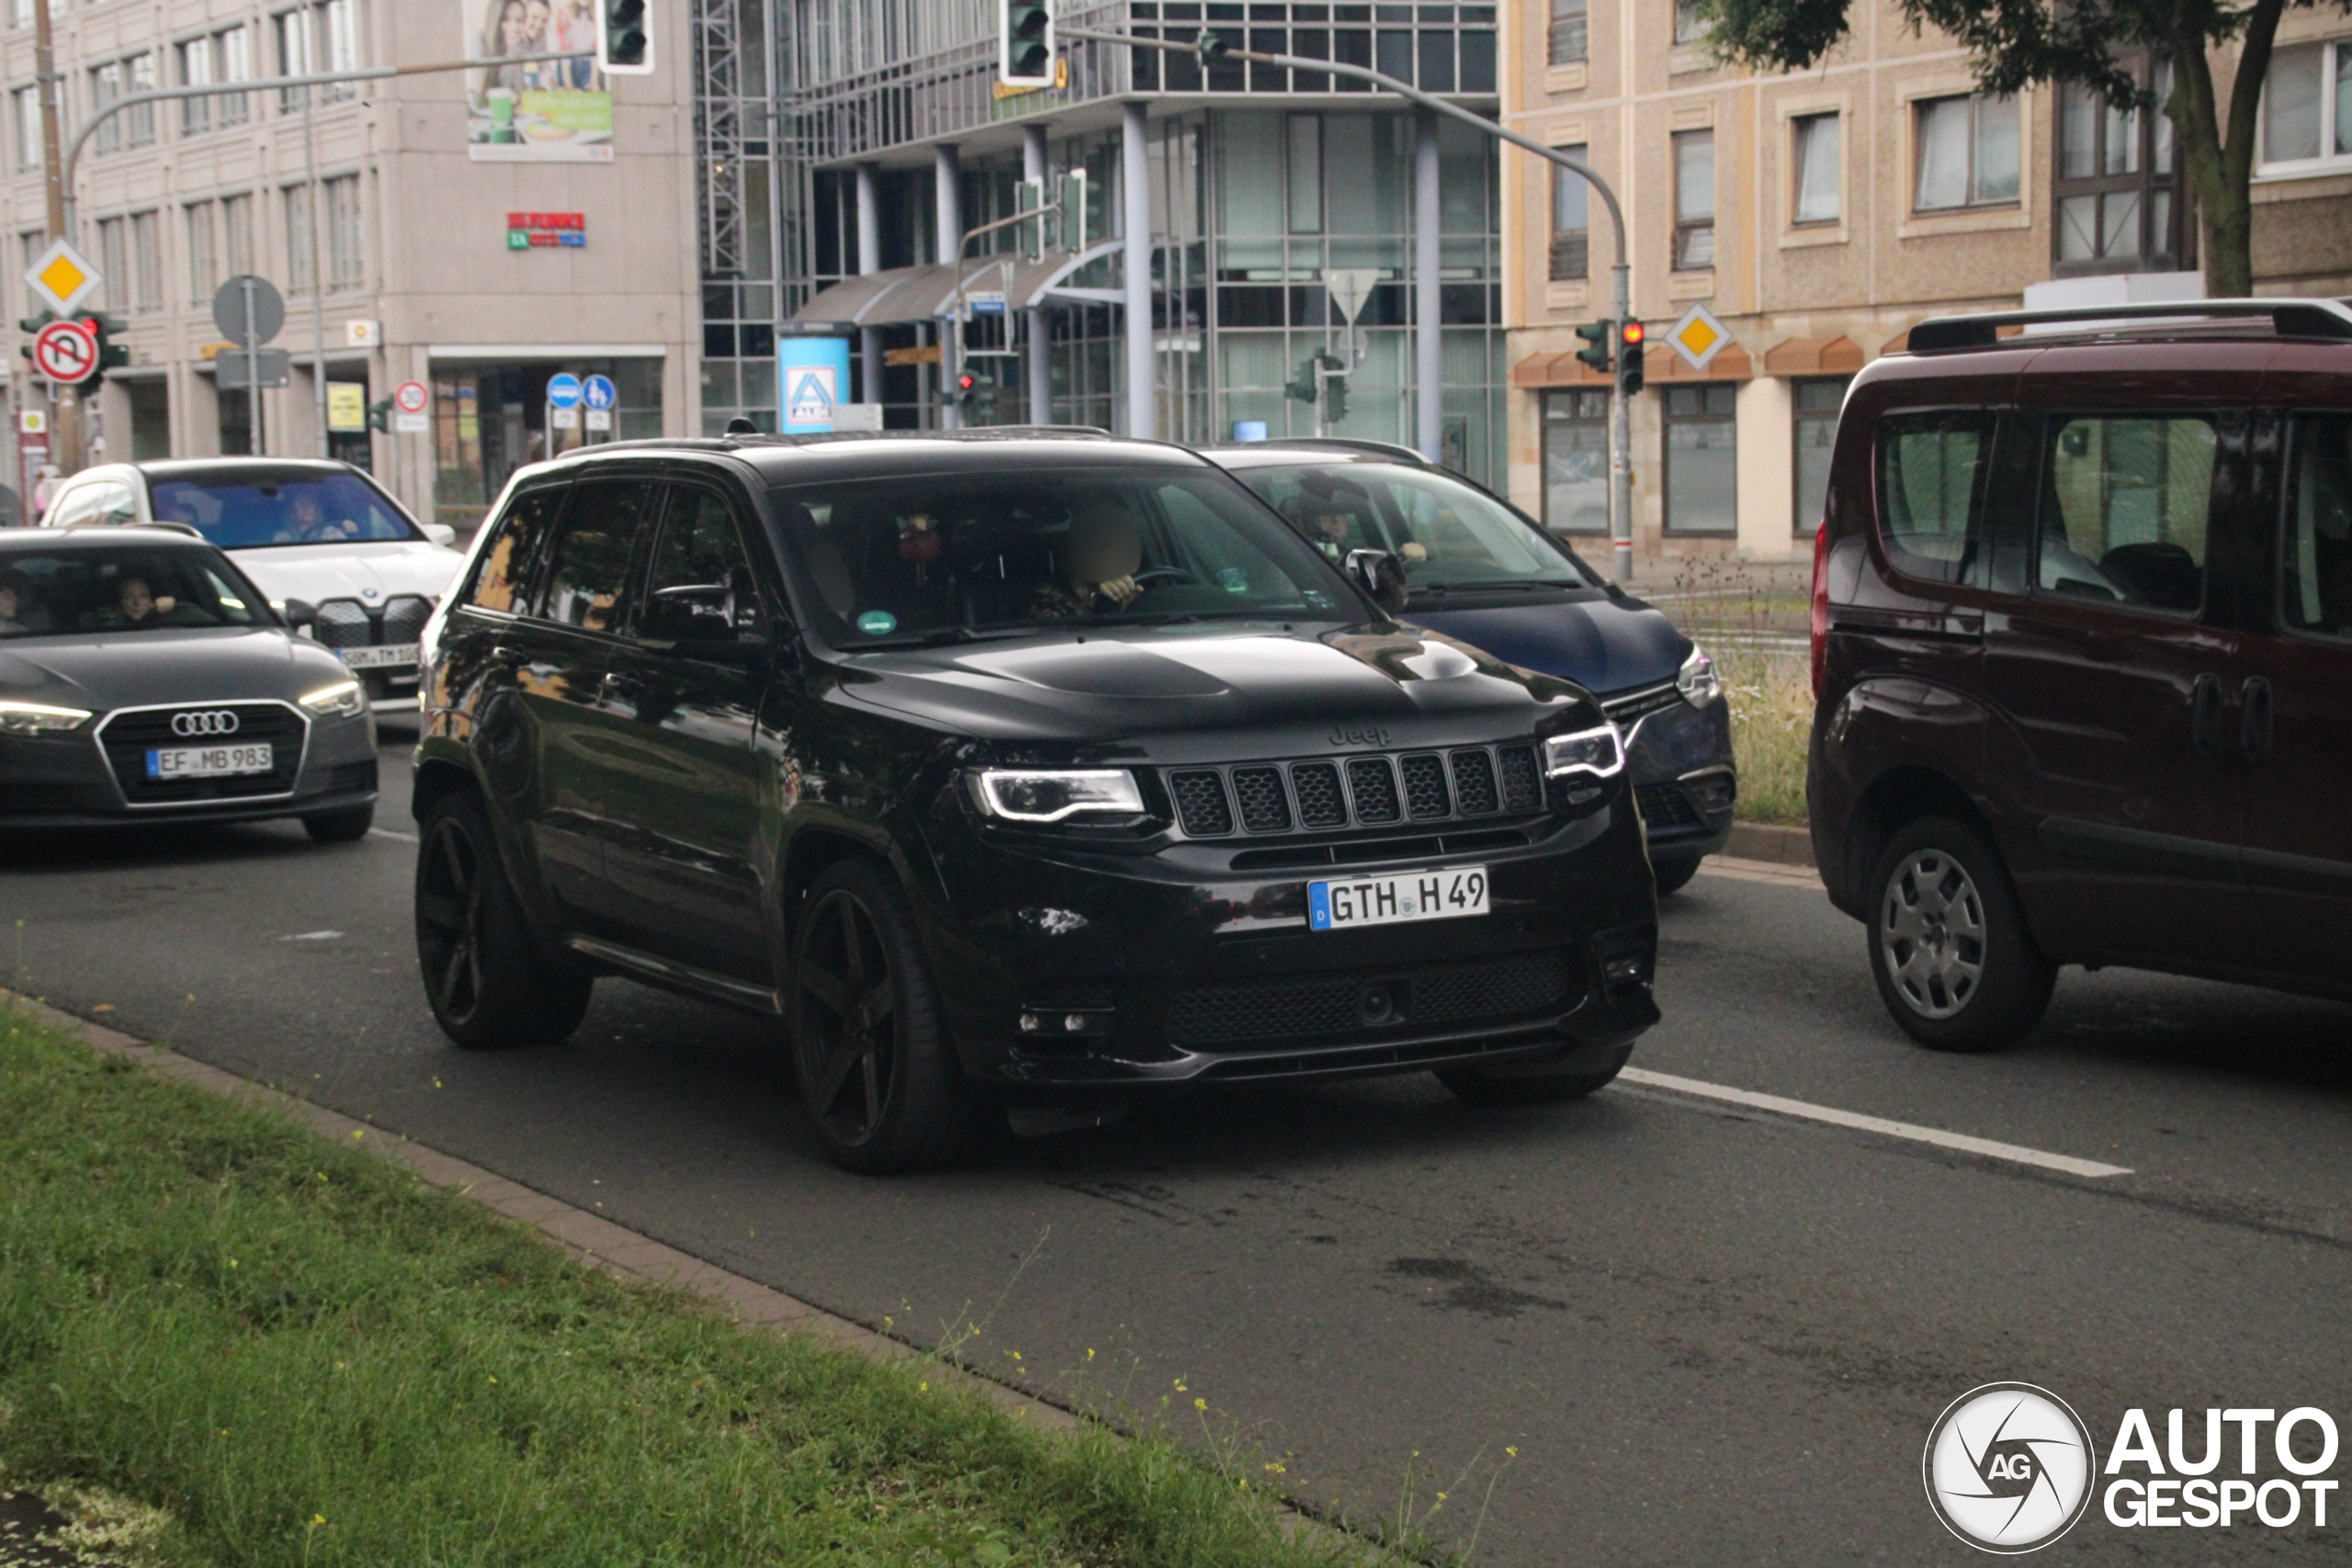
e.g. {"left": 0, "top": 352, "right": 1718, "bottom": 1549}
{"left": 1603, "top": 955, "right": 1643, "bottom": 986}
{"left": 1063, "top": 1013, "right": 1086, "bottom": 1032}
{"left": 1019, "top": 1012, "right": 1042, "bottom": 1032}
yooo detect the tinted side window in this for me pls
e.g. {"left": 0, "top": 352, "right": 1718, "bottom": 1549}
{"left": 1876, "top": 412, "right": 1994, "bottom": 586}
{"left": 641, "top": 488, "right": 761, "bottom": 640}
{"left": 2036, "top": 414, "right": 2215, "bottom": 613}
{"left": 458, "top": 486, "right": 565, "bottom": 614}
{"left": 528, "top": 479, "right": 657, "bottom": 634}
{"left": 2283, "top": 412, "right": 2352, "bottom": 641}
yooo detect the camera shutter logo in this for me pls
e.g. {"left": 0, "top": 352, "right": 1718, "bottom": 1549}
{"left": 1924, "top": 1383, "right": 2096, "bottom": 1553}
{"left": 172, "top": 710, "right": 241, "bottom": 739}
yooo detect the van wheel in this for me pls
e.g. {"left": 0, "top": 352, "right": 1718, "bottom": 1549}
{"left": 1439, "top": 1046, "right": 1631, "bottom": 1104}
{"left": 1867, "top": 817, "right": 2052, "bottom": 1053}
{"left": 414, "top": 792, "right": 592, "bottom": 1049}
{"left": 790, "top": 860, "right": 969, "bottom": 1175}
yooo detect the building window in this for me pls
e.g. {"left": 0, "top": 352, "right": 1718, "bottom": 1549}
{"left": 319, "top": 0, "right": 360, "bottom": 101}
{"left": 186, "top": 200, "right": 219, "bottom": 305}
{"left": 1916, "top": 93, "right": 2020, "bottom": 210}
{"left": 2055, "top": 59, "right": 2182, "bottom": 271}
{"left": 1792, "top": 377, "right": 1849, "bottom": 536}
{"left": 277, "top": 9, "right": 311, "bottom": 112}
{"left": 222, "top": 193, "right": 254, "bottom": 277}
{"left": 284, "top": 183, "right": 314, "bottom": 292}
{"left": 324, "top": 174, "right": 363, "bottom": 289}
{"left": 18, "top": 230, "right": 40, "bottom": 321}
{"left": 179, "top": 37, "right": 213, "bottom": 135}
{"left": 1543, "top": 389, "right": 1610, "bottom": 535}
{"left": 218, "top": 27, "right": 251, "bottom": 127}
{"left": 2260, "top": 39, "right": 2352, "bottom": 172}
{"left": 1673, "top": 130, "right": 1715, "bottom": 270}
{"left": 1664, "top": 383, "right": 1737, "bottom": 536}
{"left": 12, "top": 85, "right": 38, "bottom": 173}
{"left": 96, "top": 217, "right": 126, "bottom": 310}
{"left": 1550, "top": 0, "right": 1588, "bottom": 67}
{"left": 91, "top": 62, "right": 124, "bottom": 154}
{"left": 130, "top": 210, "right": 161, "bottom": 312}
{"left": 1551, "top": 142, "right": 1589, "bottom": 281}
{"left": 1674, "top": 1, "right": 1713, "bottom": 45}
{"left": 1285, "top": 115, "right": 1322, "bottom": 234}
{"left": 1792, "top": 112, "right": 1840, "bottom": 225}
{"left": 6, "top": 1, "right": 26, "bottom": 28}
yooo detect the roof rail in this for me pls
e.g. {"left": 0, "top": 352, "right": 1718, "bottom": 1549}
{"left": 1905, "top": 297, "right": 2352, "bottom": 353}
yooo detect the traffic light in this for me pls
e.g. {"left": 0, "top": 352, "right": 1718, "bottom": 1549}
{"left": 1617, "top": 319, "right": 1645, "bottom": 398}
{"left": 367, "top": 396, "right": 395, "bottom": 434}
{"left": 599, "top": 0, "right": 651, "bottom": 74}
{"left": 1575, "top": 319, "right": 1612, "bottom": 377}
{"left": 79, "top": 312, "right": 129, "bottom": 397}
{"left": 1322, "top": 357, "right": 1348, "bottom": 425}
{"left": 17, "top": 310, "right": 51, "bottom": 373}
{"left": 953, "top": 368, "right": 996, "bottom": 419}
{"left": 999, "top": 1, "right": 1055, "bottom": 88}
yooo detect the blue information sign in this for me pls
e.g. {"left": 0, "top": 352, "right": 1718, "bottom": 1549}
{"left": 546, "top": 372, "right": 583, "bottom": 409}
{"left": 581, "top": 374, "right": 617, "bottom": 411}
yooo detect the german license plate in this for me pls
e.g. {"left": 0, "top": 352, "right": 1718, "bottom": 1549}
{"left": 147, "top": 744, "right": 273, "bottom": 780}
{"left": 1308, "top": 866, "right": 1488, "bottom": 931}
{"left": 338, "top": 643, "right": 418, "bottom": 670}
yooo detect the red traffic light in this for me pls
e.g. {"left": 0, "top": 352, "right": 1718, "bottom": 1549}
{"left": 1620, "top": 321, "right": 1645, "bottom": 345}
{"left": 956, "top": 372, "right": 978, "bottom": 392}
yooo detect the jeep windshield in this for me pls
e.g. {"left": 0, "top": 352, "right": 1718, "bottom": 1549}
{"left": 775, "top": 468, "right": 1353, "bottom": 646}
{"left": 149, "top": 468, "right": 424, "bottom": 549}
{"left": 1231, "top": 463, "right": 1598, "bottom": 594}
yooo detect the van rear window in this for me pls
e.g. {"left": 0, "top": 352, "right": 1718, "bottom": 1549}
{"left": 1876, "top": 412, "right": 1993, "bottom": 586}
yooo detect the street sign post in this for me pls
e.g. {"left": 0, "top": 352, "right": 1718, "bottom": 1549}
{"left": 582, "top": 374, "right": 616, "bottom": 437}
{"left": 546, "top": 372, "right": 583, "bottom": 409}
{"left": 23, "top": 240, "right": 98, "bottom": 316}
{"left": 213, "top": 349, "right": 291, "bottom": 389}
{"left": 1665, "top": 303, "right": 1732, "bottom": 373}
{"left": 31, "top": 320, "right": 96, "bottom": 386}
{"left": 393, "top": 379, "right": 430, "bottom": 434}
{"left": 212, "top": 276, "right": 285, "bottom": 455}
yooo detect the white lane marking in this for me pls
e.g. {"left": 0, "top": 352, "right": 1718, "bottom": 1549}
{"left": 369, "top": 828, "right": 419, "bottom": 843}
{"left": 1696, "top": 856, "right": 1823, "bottom": 889}
{"left": 280, "top": 930, "right": 345, "bottom": 942}
{"left": 1618, "top": 1066, "right": 2135, "bottom": 1179}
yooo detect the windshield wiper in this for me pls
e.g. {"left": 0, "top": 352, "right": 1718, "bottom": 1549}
{"left": 1413, "top": 580, "right": 1574, "bottom": 596}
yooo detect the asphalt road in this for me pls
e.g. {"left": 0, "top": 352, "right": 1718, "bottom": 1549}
{"left": 7, "top": 727, "right": 2352, "bottom": 1565}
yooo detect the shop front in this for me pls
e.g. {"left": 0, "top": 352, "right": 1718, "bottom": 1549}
{"left": 429, "top": 355, "right": 663, "bottom": 534}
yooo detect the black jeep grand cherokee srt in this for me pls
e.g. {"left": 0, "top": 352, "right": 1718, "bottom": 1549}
{"left": 413, "top": 432, "right": 1658, "bottom": 1172}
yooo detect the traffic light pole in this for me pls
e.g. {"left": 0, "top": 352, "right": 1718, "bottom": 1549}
{"left": 1061, "top": 26, "right": 1639, "bottom": 582}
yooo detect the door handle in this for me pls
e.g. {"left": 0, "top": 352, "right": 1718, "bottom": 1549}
{"left": 2189, "top": 672, "right": 2225, "bottom": 761}
{"left": 489, "top": 644, "right": 528, "bottom": 666}
{"left": 2240, "top": 676, "right": 2275, "bottom": 765}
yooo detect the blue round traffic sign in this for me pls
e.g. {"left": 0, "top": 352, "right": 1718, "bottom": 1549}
{"left": 546, "top": 372, "right": 583, "bottom": 409}
{"left": 582, "top": 374, "right": 617, "bottom": 412}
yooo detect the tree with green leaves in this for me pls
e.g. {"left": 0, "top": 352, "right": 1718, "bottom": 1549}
{"left": 1697, "top": 0, "right": 2347, "bottom": 296}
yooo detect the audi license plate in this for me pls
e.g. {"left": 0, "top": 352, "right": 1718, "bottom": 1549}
{"left": 147, "top": 744, "right": 273, "bottom": 780}
{"left": 337, "top": 643, "right": 418, "bottom": 670}
{"left": 1308, "top": 866, "right": 1488, "bottom": 931}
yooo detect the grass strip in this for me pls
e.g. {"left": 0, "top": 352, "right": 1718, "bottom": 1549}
{"left": 0, "top": 1011, "right": 1396, "bottom": 1568}
{"left": 1713, "top": 645, "right": 1812, "bottom": 827}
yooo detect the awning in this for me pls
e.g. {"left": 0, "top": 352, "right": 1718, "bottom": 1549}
{"left": 1762, "top": 335, "right": 1865, "bottom": 374}
{"left": 786, "top": 242, "right": 1124, "bottom": 329}
{"left": 1510, "top": 340, "right": 1755, "bottom": 388}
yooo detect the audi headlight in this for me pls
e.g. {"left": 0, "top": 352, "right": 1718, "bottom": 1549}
{"left": 0, "top": 700, "right": 93, "bottom": 736}
{"left": 1543, "top": 724, "right": 1625, "bottom": 780}
{"left": 300, "top": 679, "right": 367, "bottom": 718}
{"left": 1677, "top": 642, "right": 1722, "bottom": 709}
{"left": 969, "top": 768, "right": 1145, "bottom": 823}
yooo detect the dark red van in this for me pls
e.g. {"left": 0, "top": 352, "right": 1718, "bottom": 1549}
{"left": 1807, "top": 299, "right": 2352, "bottom": 1051}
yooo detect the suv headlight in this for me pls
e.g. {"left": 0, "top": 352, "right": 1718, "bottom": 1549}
{"left": 1677, "top": 642, "right": 1721, "bottom": 708}
{"left": 1543, "top": 724, "right": 1625, "bottom": 780}
{"left": 300, "top": 679, "right": 367, "bottom": 718}
{"left": 0, "top": 700, "right": 94, "bottom": 736}
{"left": 969, "top": 768, "right": 1145, "bottom": 823}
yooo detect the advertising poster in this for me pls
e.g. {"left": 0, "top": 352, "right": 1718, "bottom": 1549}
{"left": 781, "top": 338, "right": 852, "bottom": 434}
{"left": 465, "top": 0, "right": 613, "bottom": 163}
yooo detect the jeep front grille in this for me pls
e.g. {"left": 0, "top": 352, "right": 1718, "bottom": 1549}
{"left": 1167, "top": 744, "right": 1544, "bottom": 840}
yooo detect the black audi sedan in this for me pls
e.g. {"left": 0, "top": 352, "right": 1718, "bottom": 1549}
{"left": 1201, "top": 443, "right": 1736, "bottom": 892}
{"left": 413, "top": 432, "right": 1659, "bottom": 1173}
{"left": 0, "top": 527, "right": 379, "bottom": 838}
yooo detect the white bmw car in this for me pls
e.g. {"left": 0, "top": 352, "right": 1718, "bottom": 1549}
{"left": 35, "top": 458, "right": 463, "bottom": 705}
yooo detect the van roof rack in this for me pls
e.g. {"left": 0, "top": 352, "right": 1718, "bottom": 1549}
{"left": 1905, "top": 297, "right": 2352, "bottom": 353}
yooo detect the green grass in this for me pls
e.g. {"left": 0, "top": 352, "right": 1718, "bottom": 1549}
{"left": 0, "top": 1014, "right": 1434, "bottom": 1568}
{"left": 1714, "top": 645, "right": 1813, "bottom": 827}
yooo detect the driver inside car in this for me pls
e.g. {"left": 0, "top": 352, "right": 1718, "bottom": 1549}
{"left": 114, "top": 575, "right": 179, "bottom": 625}
{"left": 1027, "top": 502, "right": 1148, "bottom": 619}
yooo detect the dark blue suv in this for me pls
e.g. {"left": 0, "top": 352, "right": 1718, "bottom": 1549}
{"left": 1204, "top": 442, "right": 1736, "bottom": 890}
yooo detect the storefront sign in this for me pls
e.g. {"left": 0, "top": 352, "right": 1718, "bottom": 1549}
{"left": 466, "top": 9, "right": 613, "bottom": 163}
{"left": 781, "top": 338, "right": 852, "bottom": 434}
{"left": 326, "top": 383, "right": 368, "bottom": 433}
{"left": 508, "top": 212, "right": 586, "bottom": 250}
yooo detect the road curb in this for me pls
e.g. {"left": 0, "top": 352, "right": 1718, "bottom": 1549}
{"left": 1725, "top": 821, "right": 1815, "bottom": 867}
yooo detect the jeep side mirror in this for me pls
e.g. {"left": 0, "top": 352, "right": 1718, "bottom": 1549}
{"left": 281, "top": 598, "right": 317, "bottom": 629}
{"left": 1343, "top": 548, "right": 1409, "bottom": 616}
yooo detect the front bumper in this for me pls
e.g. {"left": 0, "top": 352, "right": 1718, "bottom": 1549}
{"left": 0, "top": 707, "right": 377, "bottom": 828}
{"left": 913, "top": 784, "right": 1660, "bottom": 1092}
{"left": 1616, "top": 693, "right": 1736, "bottom": 863}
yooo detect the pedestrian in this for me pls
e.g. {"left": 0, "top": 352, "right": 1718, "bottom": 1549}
{"left": 29, "top": 464, "right": 59, "bottom": 525}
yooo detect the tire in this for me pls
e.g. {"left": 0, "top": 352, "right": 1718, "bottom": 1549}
{"left": 1438, "top": 1045, "right": 1631, "bottom": 1105}
{"left": 789, "top": 859, "right": 970, "bottom": 1174}
{"left": 1652, "top": 855, "right": 1702, "bottom": 897}
{"left": 414, "top": 791, "right": 592, "bottom": 1049}
{"left": 303, "top": 803, "right": 375, "bottom": 843}
{"left": 1867, "top": 815, "right": 2053, "bottom": 1054}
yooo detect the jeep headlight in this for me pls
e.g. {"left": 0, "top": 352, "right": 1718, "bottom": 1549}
{"left": 1543, "top": 724, "right": 1625, "bottom": 780}
{"left": 300, "top": 679, "right": 367, "bottom": 718}
{"left": 1677, "top": 642, "right": 1722, "bottom": 708}
{"left": 0, "top": 700, "right": 93, "bottom": 736}
{"left": 969, "top": 769, "right": 1144, "bottom": 823}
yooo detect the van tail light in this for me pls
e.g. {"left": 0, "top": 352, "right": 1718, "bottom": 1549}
{"left": 1810, "top": 522, "right": 1831, "bottom": 701}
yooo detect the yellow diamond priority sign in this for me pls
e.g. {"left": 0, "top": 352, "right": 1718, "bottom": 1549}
{"left": 1666, "top": 302, "right": 1732, "bottom": 372}
{"left": 25, "top": 238, "right": 99, "bottom": 315}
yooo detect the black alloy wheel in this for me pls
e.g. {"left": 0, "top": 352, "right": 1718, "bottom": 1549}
{"left": 790, "top": 859, "right": 967, "bottom": 1174}
{"left": 414, "top": 792, "right": 592, "bottom": 1050}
